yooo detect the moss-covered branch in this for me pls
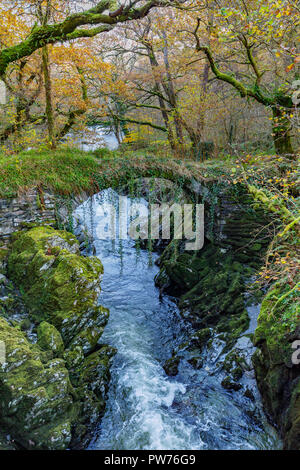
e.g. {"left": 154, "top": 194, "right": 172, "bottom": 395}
{"left": 0, "top": 0, "right": 171, "bottom": 77}
{"left": 248, "top": 184, "right": 298, "bottom": 225}
{"left": 192, "top": 19, "right": 294, "bottom": 109}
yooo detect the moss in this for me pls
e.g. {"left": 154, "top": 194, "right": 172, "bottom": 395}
{"left": 37, "top": 321, "right": 64, "bottom": 357}
{"left": 0, "top": 317, "right": 74, "bottom": 449}
{"left": 156, "top": 240, "right": 254, "bottom": 368}
{"left": 221, "top": 376, "right": 242, "bottom": 391}
{"left": 232, "top": 366, "right": 243, "bottom": 381}
{"left": 20, "top": 318, "right": 31, "bottom": 331}
{"left": 154, "top": 267, "right": 170, "bottom": 291}
{"left": 285, "top": 379, "right": 300, "bottom": 450}
{"left": 187, "top": 356, "right": 203, "bottom": 369}
{"left": 179, "top": 264, "right": 246, "bottom": 331}
{"left": 253, "top": 281, "right": 300, "bottom": 449}
{"left": 8, "top": 227, "right": 105, "bottom": 344}
{"left": 77, "top": 346, "right": 115, "bottom": 395}
{"left": 163, "top": 254, "right": 203, "bottom": 292}
{"left": 0, "top": 247, "right": 9, "bottom": 274}
{"left": 2, "top": 226, "right": 113, "bottom": 449}
{"left": 69, "top": 306, "right": 109, "bottom": 354}
{"left": 217, "top": 310, "right": 250, "bottom": 349}
{"left": 159, "top": 244, "right": 247, "bottom": 329}
{"left": 249, "top": 243, "right": 262, "bottom": 251}
{"left": 0, "top": 296, "right": 16, "bottom": 316}
{"left": 190, "top": 328, "right": 211, "bottom": 351}
{"left": 64, "top": 346, "right": 84, "bottom": 371}
{"left": 30, "top": 420, "right": 72, "bottom": 451}
{"left": 232, "top": 261, "right": 243, "bottom": 272}
{"left": 254, "top": 285, "right": 292, "bottom": 365}
{"left": 223, "top": 351, "right": 240, "bottom": 373}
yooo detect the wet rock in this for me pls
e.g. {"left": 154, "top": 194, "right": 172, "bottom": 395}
{"left": 221, "top": 376, "right": 242, "bottom": 392}
{"left": 190, "top": 328, "right": 211, "bottom": 351}
{"left": 68, "top": 306, "right": 109, "bottom": 355}
{"left": 64, "top": 346, "right": 84, "bottom": 371}
{"left": 163, "top": 356, "right": 180, "bottom": 376}
{"left": 0, "top": 317, "right": 73, "bottom": 450}
{"left": 244, "top": 387, "right": 255, "bottom": 401}
{"left": 154, "top": 267, "right": 170, "bottom": 292}
{"left": 235, "top": 336, "right": 252, "bottom": 350}
{"left": 8, "top": 226, "right": 104, "bottom": 342}
{"left": 0, "top": 274, "right": 8, "bottom": 285}
{"left": 232, "top": 366, "right": 243, "bottom": 381}
{"left": 188, "top": 356, "right": 203, "bottom": 369}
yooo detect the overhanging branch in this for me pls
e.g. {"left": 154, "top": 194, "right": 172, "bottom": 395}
{"left": 113, "top": 114, "right": 167, "bottom": 132}
{"left": 0, "top": 0, "right": 177, "bottom": 77}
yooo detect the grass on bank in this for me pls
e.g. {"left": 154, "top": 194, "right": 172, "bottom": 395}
{"left": 0, "top": 144, "right": 298, "bottom": 199}
{"left": 0, "top": 148, "right": 100, "bottom": 198}
{"left": 0, "top": 146, "right": 237, "bottom": 198}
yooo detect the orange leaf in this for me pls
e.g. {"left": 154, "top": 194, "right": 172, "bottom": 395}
{"left": 286, "top": 63, "right": 295, "bottom": 72}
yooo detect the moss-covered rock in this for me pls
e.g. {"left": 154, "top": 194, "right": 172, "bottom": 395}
{"left": 8, "top": 226, "right": 105, "bottom": 346}
{"left": 0, "top": 317, "right": 73, "bottom": 449}
{"left": 68, "top": 306, "right": 109, "bottom": 355}
{"left": 69, "top": 345, "right": 116, "bottom": 449}
{"left": 20, "top": 318, "right": 31, "bottom": 331}
{"left": 163, "top": 356, "right": 180, "bottom": 376}
{"left": 64, "top": 346, "right": 84, "bottom": 371}
{"left": 0, "top": 247, "right": 9, "bottom": 274}
{"left": 152, "top": 199, "right": 274, "bottom": 422}
{"left": 221, "top": 376, "right": 242, "bottom": 392}
{"left": 154, "top": 239, "right": 255, "bottom": 392}
{"left": 190, "top": 328, "right": 211, "bottom": 351}
{"left": 37, "top": 321, "right": 64, "bottom": 357}
{"left": 187, "top": 356, "right": 203, "bottom": 369}
{"left": 0, "top": 226, "right": 115, "bottom": 450}
{"left": 253, "top": 282, "right": 300, "bottom": 450}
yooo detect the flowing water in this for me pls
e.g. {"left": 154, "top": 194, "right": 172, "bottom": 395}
{"left": 74, "top": 189, "right": 281, "bottom": 451}
{"left": 66, "top": 126, "right": 119, "bottom": 151}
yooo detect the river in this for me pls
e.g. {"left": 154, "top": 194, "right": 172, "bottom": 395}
{"left": 66, "top": 125, "right": 120, "bottom": 151}
{"left": 73, "top": 189, "right": 281, "bottom": 451}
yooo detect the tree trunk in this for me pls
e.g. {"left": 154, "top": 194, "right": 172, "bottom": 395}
{"left": 161, "top": 31, "right": 184, "bottom": 147}
{"left": 145, "top": 43, "right": 176, "bottom": 153}
{"left": 272, "top": 107, "right": 294, "bottom": 157}
{"left": 42, "top": 45, "right": 55, "bottom": 148}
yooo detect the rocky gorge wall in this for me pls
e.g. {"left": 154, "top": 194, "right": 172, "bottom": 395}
{"left": 0, "top": 226, "right": 115, "bottom": 449}
{"left": 0, "top": 189, "right": 91, "bottom": 245}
